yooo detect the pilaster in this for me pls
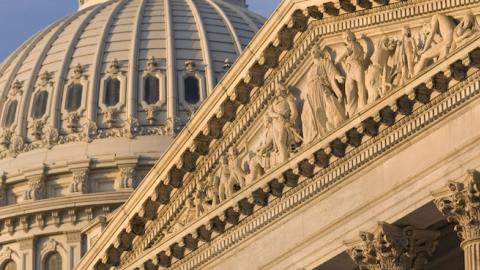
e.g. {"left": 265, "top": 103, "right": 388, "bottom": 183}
{"left": 433, "top": 170, "right": 480, "bottom": 270}
{"left": 17, "top": 237, "right": 34, "bottom": 270}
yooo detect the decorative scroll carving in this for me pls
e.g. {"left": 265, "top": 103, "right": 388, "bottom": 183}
{"left": 70, "top": 169, "right": 88, "bottom": 194}
{"left": 433, "top": 169, "right": 480, "bottom": 245}
{"left": 336, "top": 30, "right": 367, "bottom": 117}
{"left": 346, "top": 222, "right": 440, "bottom": 270}
{"left": 0, "top": 247, "right": 13, "bottom": 266}
{"left": 116, "top": 166, "right": 135, "bottom": 189}
{"left": 302, "top": 46, "right": 345, "bottom": 144}
{"left": 42, "top": 125, "right": 59, "bottom": 149}
{"left": 23, "top": 174, "right": 45, "bottom": 201}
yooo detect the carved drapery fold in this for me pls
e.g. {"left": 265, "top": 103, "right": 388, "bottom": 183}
{"left": 433, "top": 169, "right": 480, "bottom": 270}
{"left": 346, "top": 222, "right": 440, "bottom": 270}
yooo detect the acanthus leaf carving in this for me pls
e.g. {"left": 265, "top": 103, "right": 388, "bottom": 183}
{"left": 346, "top": 222, "right": 440, "bottom": 270}
{"left": 433, "top": 169, "right": 480, "bottom": 245}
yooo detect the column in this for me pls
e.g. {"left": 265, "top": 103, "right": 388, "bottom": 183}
{"left": 345, "top": 222, "right": 440, "bottom": 270}
{"left": 433, "top": 169, "right": 480, "bottom": 270}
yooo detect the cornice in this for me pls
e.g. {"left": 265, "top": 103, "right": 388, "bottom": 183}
{"left": 78, "top": 0, "right": 480, "bottom": 268}
{"left": 0, "top": 191, "right": 131, "bottom": 219}
{"left": 126, "top": 43, "right": 480, "bottom": 269}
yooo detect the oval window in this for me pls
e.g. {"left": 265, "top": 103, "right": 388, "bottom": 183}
{"left": 32, "top": 91, "right": 48, "bottom": 119}
{"left": 144, "top": 75, "right": 159, "bottom": 105}
{"left": 66, "top": 83, "right": 83, "bottom": 112}
{"left": 104, "top": 78, "right": 120, "bottom": 107}
{"left": 4, "top": 100, "right": 18, "bottom": 128}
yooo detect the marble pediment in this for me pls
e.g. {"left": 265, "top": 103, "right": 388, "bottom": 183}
{"left": 78, "top": 0, "right": 480, "bottom": 269}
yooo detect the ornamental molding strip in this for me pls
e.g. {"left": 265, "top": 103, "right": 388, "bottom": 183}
{"left": 78, "top": 0, "right": 480, "bottom": 269}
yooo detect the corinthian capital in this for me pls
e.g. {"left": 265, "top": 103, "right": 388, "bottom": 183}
{"left": 346, "top": 222, "right": 439, "bottom": 270}
{"left": 433, "top": 169, "right": 480, "bottom": 245}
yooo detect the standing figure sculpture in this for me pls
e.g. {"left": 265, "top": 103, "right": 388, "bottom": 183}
{"left": 247, "top": 115, "right": 274, "bottom": 184}
{"left": 216, "top": 155, "right": 231, "bottom": 201}
{"left": 365, "top": 36, "right": 397, "bottom": 103}
{"left": 302, "top": 46, "right": 346, "bottom": 145}
{"left": 227, "top": 147, "right": 246, "bottom": 189}
{"left": 454, "top": 13, "right": 480, "bottom": 47}
{"left": 267, "top": 83, "right": 300, "bottom": 164}
{"left": 414, "top": 14, "right": 456, "bottom": 74}
{"left": 336, "top": 30, "right": 367, "bottom": 117}
{"left": 394, "top": 26, "right": 418, "bottom": 86}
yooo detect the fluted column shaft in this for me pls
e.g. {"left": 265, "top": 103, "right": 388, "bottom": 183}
{"left": 462, "top": 239, "right": 480, "bottom": 270}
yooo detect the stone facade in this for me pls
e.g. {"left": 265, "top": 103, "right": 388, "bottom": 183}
{"left": 76, "top": 0, "right": 480, "bottom": 269}
{"left": 0, "top": 0, "right": 263, "bottom": 269}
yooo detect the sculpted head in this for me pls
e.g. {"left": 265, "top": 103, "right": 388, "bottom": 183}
{"left": 343, "top": 30, "right": 356, "bottom": 43}
{"left": 228, "top": 146, "right": 239, "bottom": 157}
{"left": 402, "top": 26, "right": 412, "bottom": 38}
{"left": 311, "top": 46, "right": 329, "bottom": 60}
{"left": 275, "top": 83, "right": 289, "bottom": 97}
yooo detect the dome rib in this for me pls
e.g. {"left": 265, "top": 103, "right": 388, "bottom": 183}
{"left": 127, "top": 0, "right": 148, "bottom": 120}
{"left": 19, "top": 10, "right": 90, "bottom": 137}
{"left": 220, "top": 0, "right": 260, "bottom": 33}
{"left": 164, "top": 0, "right": 177, "bottom": 123}
{"left": 51, "top": 3, "right": 108, "bottom": 128}
{"left": 205, "top": 0, "right": 242, "bottom": 57}
{"left": 186, "top": 0, "right": 215, "bottom": 92}
{"left": 87, "top": 0, "right": 129, "bottom": 121}
{"left": 0, "top": 19, "right": 66, "bottom": 119}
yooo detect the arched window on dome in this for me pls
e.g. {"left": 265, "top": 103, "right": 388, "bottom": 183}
{"left": 65, "top": 83, "right": 83, "bottom": 112}
{"left": 3, "top": 100, "right": 18, "bottom": 128}
{"left": 31, "top": 91, "right": 49, "bottom": 119}
{"left": 144, "top": 75, "right": 159, "bottom": 105}
{"left": 44, "top": 252, "right": 61, "bottom": 270}
{"left": 184, "top": 76, "right": 200, "bottom": 104}
{"left": 2, "top": 260, "right": 16, "bottom": 270}
{"left": 104, "top": 78, "right": 120, "bottom": 107}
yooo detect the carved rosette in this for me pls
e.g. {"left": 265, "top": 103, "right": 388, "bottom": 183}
{"left": 347, "top": 222, "right": 439, "bottom": 270}
{"left": 434, "top": 170, "right": 480, "bottom": 247}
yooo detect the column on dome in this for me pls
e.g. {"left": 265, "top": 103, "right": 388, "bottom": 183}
{"left": 433, "top": 170, "right": 480, "bottom": 270}
{"left": 345, "top": 222, "right": 440, "bottom": 270}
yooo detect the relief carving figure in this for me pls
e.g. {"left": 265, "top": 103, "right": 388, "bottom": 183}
{"left": 393, "top": 26, "right": 418, "bottom": 86}
{"left": 247, "top": 116, "right": 274, "bottom": 183}
{"left": 302, "top": 47, "right": 346, "bottom": 145}
{"left": 227, "top": 147, "right": 246, "bottom": 189}
{"left": 414, "top": 14, "right": 456, "bottom": 75}
{"left": 216, "top": 156, "right": 231, "bottom": 201}
{"left": 336, "top": 30, "right": 367, "bottom": 117}
{"left": 365, "top": 36, "right": 397, "bottom": 102}
{"left": 454, "top": 13, "right": 480, "bottom": 47}
{"left": 267, "top": 84, "right": 301, "bottom": 164}
{"left": 205, "top": 175, "right": 220, "bottom": 206}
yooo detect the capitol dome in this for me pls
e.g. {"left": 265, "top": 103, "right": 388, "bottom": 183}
{"left": 0, "top": 0, "right": 264, "bottom": 268}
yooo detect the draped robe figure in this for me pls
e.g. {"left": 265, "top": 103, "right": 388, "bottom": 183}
{"left": 336, "top": 30, "right": 368, "bottom": 117}
{"left": 302, "top": 47, "right": 346, "bottom": 145}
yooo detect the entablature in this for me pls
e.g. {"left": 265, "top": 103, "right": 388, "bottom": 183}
{"left": 78, "top": 0, "right": 480, "bottom": 269}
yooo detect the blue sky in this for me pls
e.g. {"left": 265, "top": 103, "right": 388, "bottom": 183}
{"left": 0, "top": 0, "right": 281, "bottom": 62}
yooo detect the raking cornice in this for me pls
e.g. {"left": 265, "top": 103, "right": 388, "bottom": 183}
{"left": 77, "top": 0, "right": 480, "bottom": 269}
